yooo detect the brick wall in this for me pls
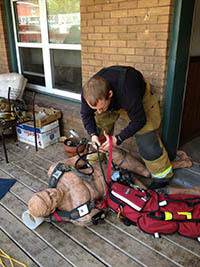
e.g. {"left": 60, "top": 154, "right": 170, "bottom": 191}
{"left": 0, "top": 1, "right": 11, "bottom": 73}
{"left": 81, "top": 0, "right": 174, "bottom": 106}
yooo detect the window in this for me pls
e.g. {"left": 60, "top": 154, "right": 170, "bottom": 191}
{"left": 12, "top": 0, "right": 81, "bottom": 100}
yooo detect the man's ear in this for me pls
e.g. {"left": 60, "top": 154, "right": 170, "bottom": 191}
{"left": 108, "top": 90, "right": 113, "bottom": 98}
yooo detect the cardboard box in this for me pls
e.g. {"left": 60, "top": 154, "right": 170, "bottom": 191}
{"left": 27, "top": 105, "right": 61, "bottom": 128}
{"left": 16, "top": 120, "right": 60, "bottom": 149}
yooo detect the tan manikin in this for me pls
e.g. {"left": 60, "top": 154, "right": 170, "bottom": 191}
{"left": 28, "top": 148, "right": 197, "bottom": 226}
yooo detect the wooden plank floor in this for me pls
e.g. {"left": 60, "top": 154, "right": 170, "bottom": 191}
{"left": 0, "top": 139, "right": 200, "bottom": 267}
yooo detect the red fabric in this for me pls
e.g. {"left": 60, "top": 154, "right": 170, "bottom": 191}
{"left": 138, "top": 215, "right": 178, "bottom": 234}
{"left": 95, "top": 199, "right": 107, "bottom": 209}
{"left": 107, "top": 183, "right": 200, "bottom": 239}
{"left": 53, "top": 211, "right": 64, "bottom": 222}
{"left": 107, "top": 135, "right": 113, "bottom": 185}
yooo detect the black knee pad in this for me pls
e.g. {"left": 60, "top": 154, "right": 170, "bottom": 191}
{"left": 135, "top": 131, "right": 162, "bottom": 161}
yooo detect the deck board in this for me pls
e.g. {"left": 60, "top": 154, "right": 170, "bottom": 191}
{"left": 4, "top": 178, "right": 139, "bottom": 266}
{"left": 0, "top": 205, "right": 72, "bottom": 266}
{"left": 0, "top": 193, "right": 106, "bottom": 267}
{"left": 1, "top": 181, "right": 139, "bottom": 266}
{"left": 107, "top": 214, "right": 200, "bottom": 266}
{"left": 1, "top": 139, "right": 200, "bottom": 267}
{"left": 0, "top": 229, "right": 37, "bottom": 267}
{"left": 87, "top": 222, "right": 177, "bottom": 267}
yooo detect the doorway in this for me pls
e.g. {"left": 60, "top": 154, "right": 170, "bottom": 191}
{"left": 180, "top": 0, "right": 200, "bottom": 145}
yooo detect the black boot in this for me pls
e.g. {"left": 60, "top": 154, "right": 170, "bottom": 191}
{"left": 148, "top": 177, "right": 173, "bottom": 190}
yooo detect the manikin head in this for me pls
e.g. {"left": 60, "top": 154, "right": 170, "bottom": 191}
{"left": 28, "top": 188, "right": 64, "bottom": 217}
{"left": 83, "top": 76, "right": 113, "bottom": 114}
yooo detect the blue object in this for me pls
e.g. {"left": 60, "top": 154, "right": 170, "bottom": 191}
{"left": 50, "top": 134, "right": 54, "bottom": 140}
{"left": 111, "top": 171, "right": 120, "bottom": 181}
{"left": 0, "top": 178, "right": 16, "bottom": 199}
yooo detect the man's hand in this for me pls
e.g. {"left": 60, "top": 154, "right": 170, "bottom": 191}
{"left": 100, "top": 131, "right": 117, "bottom": 152}
{"left": 91, "top": 135, "right": 101, "bottom": 150}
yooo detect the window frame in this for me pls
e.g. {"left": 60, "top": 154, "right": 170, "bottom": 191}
{"left": 10, "top": 0, "right": 81, "bottom": 101}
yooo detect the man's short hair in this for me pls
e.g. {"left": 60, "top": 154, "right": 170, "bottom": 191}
{"left": 83, "top": 76, "right": 110, "bottom": 106}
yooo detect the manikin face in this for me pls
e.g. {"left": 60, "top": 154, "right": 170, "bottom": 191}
{"left": 86, "top": 90, "right": 113, "bottom": 114}
{"left": 28, "top": 188, "right": 63, "bottom": 217}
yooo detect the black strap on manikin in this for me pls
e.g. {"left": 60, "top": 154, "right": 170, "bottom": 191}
{"left": 49, "top": 161, "right": 95, "bottom": 189}
{"left": 48, "top": 162, "right": 72, "bottom": 188}
{"left": 46, "top": 200, "right": 93, "bottom": 222}
{"left": 56, "top": 200, "right": 92, "bottom": 220}
{"left": 94, "top": 65, "right": 131, "bottom": 94}
{"left": 47, "top": 162, "right": 95, "bottom": 222}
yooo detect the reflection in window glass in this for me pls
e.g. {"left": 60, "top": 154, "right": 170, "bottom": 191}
{"left": 14, "top": 0, "right": 41, "bottom": 43}
{"left": 46, "top": 0, "right": 80, "bottom": 44}
{"left": 51, "top": 49, "right": 81, "bottom": 93}
{"left": 19, "top": 47, "right": 45, "bottom": 86}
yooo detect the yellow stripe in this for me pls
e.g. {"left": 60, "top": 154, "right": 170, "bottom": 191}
{"left": 152, "top": 165, "right": 173, "bottom": 179}
{"left": 177, "top": 212, "right": 192, "bottom": 219}
{"left": 164, "top": 211, "right": 173, "bottom": 220}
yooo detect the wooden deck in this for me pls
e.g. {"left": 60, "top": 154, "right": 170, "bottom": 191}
{"left": 0, "top": 139, "right": 200, "bottom": 267}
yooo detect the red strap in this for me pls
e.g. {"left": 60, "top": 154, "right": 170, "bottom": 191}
{"left": 53, "top": 211, "right": 64, "bottom": 222}
{"left": 96, "top": 136, "right": 113, "bottom": 207}
{"left": 95, "top": 199, "right": 107, "bottom": 209}
{"left": 107, "top": 135, "right": 113, "bottom": 185}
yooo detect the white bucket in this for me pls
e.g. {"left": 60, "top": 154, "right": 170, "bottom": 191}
{"left": 22, "top": 210, "right": 45, "bottom": 230}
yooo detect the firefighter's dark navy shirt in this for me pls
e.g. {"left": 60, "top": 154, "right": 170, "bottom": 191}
{"left": 81, "top": 66, "right": 147, "bottom": 142}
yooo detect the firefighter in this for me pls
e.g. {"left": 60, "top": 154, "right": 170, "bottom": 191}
{"left": 81, "top": 66, "right": 175, "bottom": 188}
